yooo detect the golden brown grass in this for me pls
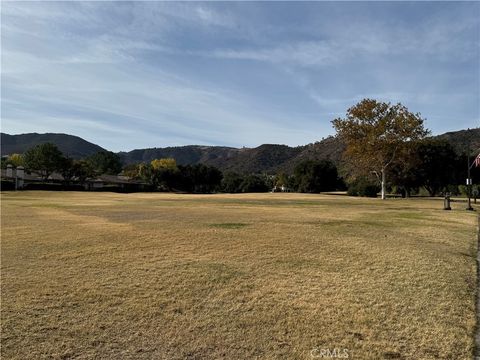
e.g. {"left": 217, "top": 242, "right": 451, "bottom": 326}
{"left": 1, "top": 191, "right": 478, "bottom": 359}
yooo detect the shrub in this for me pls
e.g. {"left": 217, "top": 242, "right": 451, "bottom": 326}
{"left": 347, "top": 178, "right": 379, "bottom": 198}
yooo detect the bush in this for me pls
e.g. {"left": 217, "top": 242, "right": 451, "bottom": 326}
{"left": 347, "top": 178, "right": 379, "bottom": 198}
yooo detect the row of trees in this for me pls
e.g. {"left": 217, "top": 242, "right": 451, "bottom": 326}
{"left": 2, "top": 143, "right": 123, "bottom": 183}
{"left": 122, "top": 158, "right": 342, "bottom": 193}
{"left": 124, "top": 159, "right": 223, "bottom": 193}
{"left": 1, "top": 143, "right": 342, "bottom": 193}
{"left": 389, "top": 139, "right": 479, "bottom": 197}
{"left": 2, "top": 100, "right": 478, "bottom": 197}
{"left": 346, "top": 139, "right": 479, "bottom": 198}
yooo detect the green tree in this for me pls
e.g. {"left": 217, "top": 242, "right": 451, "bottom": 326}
{"left": 151, "top": 158, "right": 177, "bottom": 171}
{"left": 332, "top": 99, "right": 429, "bottom": 199}
{"left": 23, "top": 143, "right": 65, "bottom": 181}
{"left": 190, "top": 164, "right": 222, "bottom": 193}
{"left": 1, "top": 154, "right": 24, "bottom": 169}
{"left": 294, "top": 160, "right": 338, "bottom": 193}
{"left": 416, "top": 139, "right": 457, "bottom": 196}
{"left": 221, "top": 172, "right": 244, "bottom": 193}
{"left": 239, "top": 175, "right": 269, "bottom": 193}
{"left": 122, "top": 163, "right": 142, "bottom": 179}
{"left": 149, "top": 158, "right": 179, "bottom": 190}
{"left": 59, "top": 158, "right": 94, "bottom": 185}
{"left": 72, "top": 160, "right": 95, "bottom": 185}
{"left": 8, "top": 154, "right": 24, "bottom": 167}
{"left": 168, "top": 164, "right": 223, "bottom": 193}
{"left": 59, "top": 157, "right": 75, "bottom": 185}
{"left": 137, "top": 163, "right": 153, "bottom": 182}
{"left": 87, "top": 151, "right": 123, "bottom": 175}
{"left": 388, "top": 145, "right": 422, "bottom": 197}
{"left": 274, "top": 173, "right": 294, "bottom": 190}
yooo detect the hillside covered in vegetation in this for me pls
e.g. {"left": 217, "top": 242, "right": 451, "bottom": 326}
{"left": 2, "top": 128, "right": 479, "bottom": 174}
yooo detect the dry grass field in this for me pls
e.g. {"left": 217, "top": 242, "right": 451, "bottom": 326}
{"left": 1, "top": 192, "right": 478, "bottom": 359}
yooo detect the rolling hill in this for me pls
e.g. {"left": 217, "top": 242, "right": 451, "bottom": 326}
{"left": 435, "top": 128, "right": 480, "bottom": 154}
{"left": 1, "top": 133, "right": 105, "bottom": 159}
{"left": 2, "top": 128, "right": 479, "bottom": 174}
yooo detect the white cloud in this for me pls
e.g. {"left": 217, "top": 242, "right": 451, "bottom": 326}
{"left": 2, "top": 37, "right": 323, "bottom": 150}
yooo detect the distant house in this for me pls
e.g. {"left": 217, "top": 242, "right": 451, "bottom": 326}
{"left": 84, "top": 174, "right": 151, "bottom": 192}
{"left": 1, "top": 165, "right": 25, "bottom": 190}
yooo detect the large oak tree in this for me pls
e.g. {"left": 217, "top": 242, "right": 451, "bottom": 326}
{"left": 332, "top": 99, "right": 429, "bottom": 199}
{"left": 23, "top": 143, "right": 65, "bottom": 181}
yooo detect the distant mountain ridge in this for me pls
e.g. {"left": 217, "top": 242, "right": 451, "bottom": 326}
{"left": 117, "top": 140, "right": 345, "bottom": 174}
{"left": 1, "top": 133, "right": 105, "bottom": 159}
{"left": 435, "top": 128, "right": 480, "bottom": 154}
{"left": 118, "top": 145, "right": 240, "bottom": 168}
{"left": 2, "top": 128, "right": 479, "bottom": 174}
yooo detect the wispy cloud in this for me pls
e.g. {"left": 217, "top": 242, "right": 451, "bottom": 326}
{"left": 203, "top": 41, "right": 338, "bottom": 67}
{"left": 198, "top": 10, "right": 479, "bottom": 68}
{"left": 1, "top": 1, "right": 479, "bottom": 150}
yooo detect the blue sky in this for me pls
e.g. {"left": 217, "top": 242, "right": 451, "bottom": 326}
{"left": 1, "top": 1, "right": 479, "bottom": 151}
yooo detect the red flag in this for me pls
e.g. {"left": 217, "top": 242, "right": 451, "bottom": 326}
{"left": 475, "top": 153, "right": 480, "bottom": 167}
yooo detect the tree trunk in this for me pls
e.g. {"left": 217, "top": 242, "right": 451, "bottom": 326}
{"left": 381, "top": 168, "right": 386, "bottom": 200}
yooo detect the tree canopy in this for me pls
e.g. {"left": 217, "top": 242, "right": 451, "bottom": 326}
{"left": 151, "top": 158, "right": 177, "bottom": 171}
{"left": 8, "top": 154, "right": 24, "bottom": 167}
{"left": 23, "top": 143, "right": 65, "bottom": 180}
{"left": 294, "top": 160, "right": 338, "bottom": 193}
{"left": 86, "top": 151, "right": 123, "bottom": 175}
{"left": 332, "top": 99, "right": 429, "bottom": 199}
{"left": 414, "top": 139, "right": 458, "bottom": 196}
